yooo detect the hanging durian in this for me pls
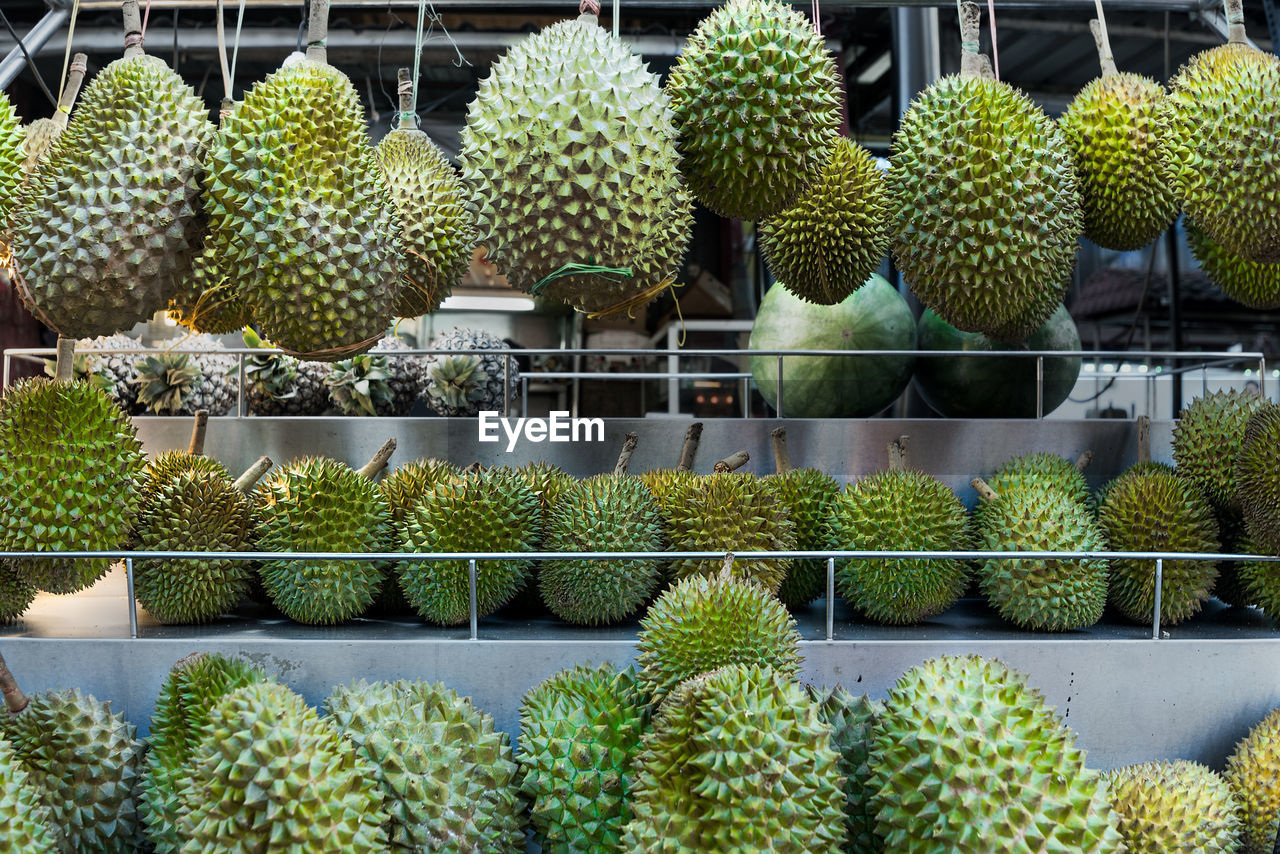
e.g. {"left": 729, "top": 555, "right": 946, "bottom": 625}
{"left": 17, "top": 55, "right": 88, "bottom": 187}
{"left": 1189, "top": 221, "right": 1280, "bottom": 309}
{"left": 0, "top": 89, "right": 26, "bottom": 235}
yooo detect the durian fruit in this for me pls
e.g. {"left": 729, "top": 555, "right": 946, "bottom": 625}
{"left": 974, "top": 449, "right": 1095, "bottom": 529}
{"left": 520, "top": 664, "right": 650, "bottom": 852}
{"left": 324, "top": 679, "right": 526, "bottom": 852}
{"left": 634, "top": 570, "right": 802, "bottom": 706}
{"left": 0, "top": 92, "right": 24, "bottom": 226}
{"left": 758, "top": 137, "right": 890, "bottom": 304}
{"left": 242, "top": 328, "right": 332, "bottom": 416}
{"left": 1104, "top": 760, "right": 1242, "bottom": 853}
{"left": 830, "top": 437, "right": 970, "bottom": 624}
{"left": 1236, "top": 402, "right": 1280, "bottom": 552}
{"left": 327, "top": 334, "right": 425, "bottom": 416}
{"left": 379, "top": 69, "right": 476, "bottom": 317}
{"left": 135, "top": 412, "right": 230, "bottom": 503}
{"left": 203, "top": 1, "right": 402, "bottom": 360}
{"left": 766, "top": 428, "right": 841, "bottom": 609}
{"left": 870, "top": 655, "right": 1124, "bottom": 853}
{"left": 1058, "top": 20, "right": 1178, "bottom": 250}
{"left": 0, "top": 564, "right": 37, "bottom": 624}
{"left": 135, "top": 335, "right": 237, "bottom": 416}
{"left": 397, "top": 465, "right": 541, "bottom": 624}
{"left": 1098, "top": 463, "right": 1220, "bottom": 626}
{"left": 972, "top": 477, "right": 1110, "bottom": 631}
{"left": 1225, "top": 706, "right": 1280, "bottom": 854}
{"left": 1189, "top": 220, "right": 1280, "bottom": 309}
{"left": 9, "top": 0, "right": 213, "bottom": 339}
{"left": 1215, "top": 505, "right": 1257, "bottom": 606}
{"left": 1160, "top": 0, "right": 1280, "bottom": 263}
{"left": 666, "top": 0, "right": 841, "bottom": 221}
{"left": 462, "top": 12, "right": 692, "bottom": 315}
{"left": 0, "top": 736, "right": 56, "bottom": 853}
{"left": 369, "top": 457, "right": 461, "bottom": 616}
{"left": 622, "top": 664, "right": 846, "bottom": 852}
{"left": 1239, "top": 532, "right": 1280, "bottom": 615}
{"left": 140, "top": 653, "right": 274, "bottom": 852}
{"left": 0, "top": 339, "right": 145, "bottom": 594}
{"left": 176, "top": 681, "right": 390, "bottom": 852}
{"left": 1173, "top": 388, "right": 1270, "bottom": 510}
{"left": 423, "top": 327, "right": 518, "bottom": 416}
{"left": 0, "top": 651, "right": 145, "bottom": 853}
{"left": 255, "top": 439, "right": 396, "bottom": 624}
{"left": 16, "top": 54, "right": 88, "bottom": 186}
{"left": 890, "top": 3, "right": 1081, "bottom": 342}
{"left": 809, "top": 685, "right": 884, "bottom": 854}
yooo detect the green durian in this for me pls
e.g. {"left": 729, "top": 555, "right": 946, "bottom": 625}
{"left": 140, "top": 653, "right": 274, "bottom": 852}
{"left": 1225, "top": 706, "right": 1280, "bottom": 854}
{"left": 520, "top": 664, "right": 649, "bottom": 852}
{"left": 461, "top": 13, "right": 691, "bottom": 315}
{"left": 622, "top": 663, "right": 846, "bottom": 852}
{"left": 870, "top": 655, "right": 1124, "bottom": 853}
{"left": 381, "top": 458, "right": 460, "bottom": 529}
{"left": 1238, "top": 531, "right": 1280, "bottom": 614}
{"left": 766, "top": 429, "right": 841, "bottom": 609}
{"left": 0, "top": 736, "right": 56, "bottom": 853}
{"left": 1093, "top": 460, "right": 1174, "bottom": 509}
{"left": 0, "top": 92, "right": 23, "bottom": 226}
{"left": 809, "top": 685, "right": 884, "bottom": 854}
{"left": 1104, "top": 760, "right": 1242, "bottom": 853}
{"left": 324, "top": 679, "right": 526, "bottom": 853}
{"left": 0, "top": 565, "right": 36, "bottom": 624}
{"left": 1173, "top": 388, "right": 1270, "bottom": 511}
{"left": 634, "top": 570, "right": 802, "bottom": 706}
{"left": 1098, "top": 466, "right": 1220, "bottom": 625}
{"left": 1189, "top": 220, "right": 1280, "bottom": 309}
{"left": 1215, "top": 504, "right": 1256, "bottom": 606}
{"left": 177, "top": 681, "right": 389, "bottom": 853}
{"left": 138, "top": 450, "right": 230, "bottom": 503}
{"left": 666, "top": 0, "right": 841, "bottom": 220}
{"left": 1236, "top": 402, "right": 1280, "bottom": 552}
{"left": 981, "top": 451, "right": 1095, "bottom": 520}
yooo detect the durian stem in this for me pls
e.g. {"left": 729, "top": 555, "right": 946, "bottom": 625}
{"left": 719, "top": 552, "right": 736, "bottom": 577}
{"left": 971, "top": 477, "right": 999, "bottom": 502}
{"left": 121, "top": 0, "right": 144, "bottom": 58}
{"left": 396, "top": 67, "right": 416, "bottom": 130}
{"left": 613, "top": 433, "right": 638, "bottom": 475}
{"left": 1074, "top": 450, "right": 1094, "bottom": 472}
{"left": 713, "top": 451, "right": 750, "bottom": 473}
{"left": 305, "top": 0, "right": 330, "bottom": 63}
{"left": 1224, "top": 0, "right": 1248, "bottom": 44}
{"left": 233, "top": 456, "right": 273, "bottom": 494}
{"left": 186, "top": 411, "right": 209, "bottom": 456}
{"left": 771, "top": 427, "right": 791, "bottom": 474}
{"left": 676, "top": 422, "right": 703, "bottom": 472}
{"left": 54, "top": 336, "right": 75, "bottom": 383}
{"left": 55, "top": 53, "right": 87, "bottom": 126}
{"left": 958, "top": 2, "right": 985, "bottom": 79}
{"left": 887, "top": 436, "right": 910, "bottom": 471}
{"left": 1089, "top": 18, "right": 1118, "bottom": 77}
{"left": 218, "top": 97, "right": 233, "bottom": 123}
{"left": 357, "top": 438, "right": 397, "bottom": 480}
{"left": 1136, "top": 416, "right": 1151, "bottom": 464}
{"left": 0, "top": 653, "right": 29, "bottom": 715}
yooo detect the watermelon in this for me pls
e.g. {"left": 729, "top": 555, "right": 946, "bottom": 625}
{"left": 913, "top": 303, "right": 1082, "bottom": 418}
{"left": 748, "top": 274, "right": 915, "bottom": 418}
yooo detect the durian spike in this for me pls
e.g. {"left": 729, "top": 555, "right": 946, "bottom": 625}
{"left": 121, "top": 0, "right": 145, "bottom": 59}
{"left": 713, "top": 450, "right": 750, "bottom": 473}
{"left": 887, "top": 435, "right": 910, "bottom": 471}
{"left": 771, "top": 427, "right": 791, "bottom": 474}
{"left": 186, "top": 410, "right": 210, "bottom": 456}
{"left": 305, "top": 0, "right": 330, "bottom": 63}
{"left": 53, "top": 336, "right": 75, "bottom": 383}
{"left": 1074, "top": 450, "right": 1094, "bottom": 472}
{"left": 613, "top": 432, "right": 638, "bottom": 475}
{"left": 1088, "top": 19, "right": 1118, "bottom": 77}
{"left": 1224, "top": 0, "right": 1248, "bottom": 45}
{"left": 357, "top": 437, "right": 397, "bottom": 480}
{"left": 971, "top": 477, "right": 1000, "bottom": 502}
{"left": 54, "top": 53, "right": 88, "bottom": 128}
{"left": 463, "top": 461, "right": 484, "bottom": 475}
{"left": 958, "top": 2, "right": 986, "bottom": 79}
{"left": 0, "top": 652, "right": 30, "bottom": 715}
{"left": 233, "top": 455, "right": 273, "bottom": 493}
{"left": 1136, "top": 415, "right": 1152, "bottom": 463}
{"left": 676, "top": 422, "right": 704, "bottom": 472}
{"left": 396, "top": 67, "right": 415, "bottom": 131}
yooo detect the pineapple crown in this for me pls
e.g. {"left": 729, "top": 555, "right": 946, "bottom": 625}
{"left": 426, "top": 354, "right": 487, "bottom": 409}
{"left": 243, "top": 329, "right": 300, "bottom": 404}
{"left": 135, "top": 352, "right": 203, "bottom": 414}
{"left": 326, "top": 354, "right": 394, "bottom": 416}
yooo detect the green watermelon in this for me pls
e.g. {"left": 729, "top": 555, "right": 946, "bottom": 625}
{"left": 913, "top": 303, "right": 1082, "bottom": 418}
{"left": 748, "top": 275, "right": 915, "bottom": 418}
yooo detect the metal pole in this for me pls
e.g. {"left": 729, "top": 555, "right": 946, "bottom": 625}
{"left": 0, "top": 9, "right": 71, "bottom": 89}
{"left": 1036, "top": 356, "right": 1044, "bottom": 419}
{"left": 502, "top": 356, "right": 510, "bottom": 418}
{"left": 1166, "top": 226, "right": 1183, "bottom": 418}
{"left": 1152, "top": 558, "right": 1163, "bottom": 640}
{"left": 775, "top": 355, "right": 783, "bottom": 418}
{"left": 826, "top": 557, "right": 835, "bottom": 641}
{"left": 468, "top": 558, "right": 478, "bottom": 641}
{"left": 237, "top": 351, "right": 246, "bottom": 418}
{"left": 125, "top": 557, "right": 139, "bottom": 639}
{"left": 1260, "top": 355, "right": 1268, "bottom": 400}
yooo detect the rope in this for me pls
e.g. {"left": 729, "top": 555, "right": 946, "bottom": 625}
{"left": 613, "top": 0, "right": 619, "bottom": 38}
{"left": 986, "top": 0, "right": 999, "bottom": 80}
{"left": 811, "top": 0, "right": 821, "bottom": 36}
{"left": 0, "top": 8, "right": 56, "bottom": 107}
{"left": 580, "top": 0, "right": 601, "bottom": 15}
{"left": 140, "top": 0, "right": 153, "bottom": 42}
{"left": 530, "top": 262, "right": 633, "bottom": 298}
{"left": 397, "top": 75, "right": 415, "bottom": 127}
{"left": 229, "top": 0, "right": 247, "bottom": 94}
{"left": 216, "top": 0, "right": 231, "bottom": 97}
{"left": 57, "top": 0, "right": 82, "bottom": 108}
{"left": 410, "top": 0, "right": 427, "bottom": 128}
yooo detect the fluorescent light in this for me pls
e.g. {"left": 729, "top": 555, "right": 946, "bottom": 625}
{"left": 438, "top": 295, "right": 537, "bottom": 312}
{"left": 856, "top": 51, "right": 891, "bottom": 84}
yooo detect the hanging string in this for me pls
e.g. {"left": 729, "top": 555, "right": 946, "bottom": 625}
{"left": 229, "top": 0, "right": 247, "bottom": 95}
{"left": 613, "top": 0, "right": 619, "bottom": 39}
{"left": 409, "top": 0, "right": 427, "bottom": 126}
{"left": 216, "top": 0, "right": 232, "bottom": 97}
{"left": 580, "top": 0, "right": 601, "bottom": 15}
{"left": 986, "top": 0, "right": 1000, "bottom": 80}
{"left": 0, "top": 8, "right": 56, "bottom": 107}
{"left": 140, "top": 0, "right": 154, "bottom": 43}
{"left": 56, "top": 0, "right": 82, "bottom": 107}
{"left": 811, "top": 0, "right": 821, "bottom": 37}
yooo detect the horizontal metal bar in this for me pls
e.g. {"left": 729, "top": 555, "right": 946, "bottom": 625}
{"left": 0, "top": 9, "right": 70, "bottom": 90}
{"left": 57, "top": 0, "right": 1215, "bottom": 9}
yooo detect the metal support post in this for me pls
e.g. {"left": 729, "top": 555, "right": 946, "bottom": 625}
{"left": 1036, "top": 356, "right": 1045, "bottom": 419}
{"left": 468, "top": 559, "right": 479, "bottom": 640}
{"left": 125, "top": 557, "right": 138, "bottom": 639}
{"left": 1152, "top": 558, "right": 1163, "bottom": 640}
{"left": 237, "top": 352, "right": 246, "bottom": 418}
{"left": 1166, "top": 227, "right": 1183, "bottom": 418}
{"left": 503, "top": 357, "right": 510, "bottom": 417}
{"left": 826, "top": 557, "right": 836, "bottom": 641}
{"left": 775, "top": 355, "right": 784, "bottom": 418}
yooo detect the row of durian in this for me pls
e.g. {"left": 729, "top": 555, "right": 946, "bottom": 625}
{"left": 3, "top": 0, "right": 1279, "bottom": 361}
{"left": 0, "top": 609, "right": 1277, "bottom": 853}
{"left": 58, "top": 326, "right": 515, "bottom": 417}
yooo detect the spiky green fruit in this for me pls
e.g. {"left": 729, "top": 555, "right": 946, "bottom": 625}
{"left": 167, "top": 242, "right": 252, "bottom": 335}
{"left": 0, "top": 689, "right": 145, "bottom": 853}
{"left": 830, "top": 470, "right": 970, "bottom": 624}
{"left": 398, "top": 467, "right": 540, "bottom": 624}
{"left": 623, "top": 664, "right": 846, "bottom": 852}
{"left": 976, "top": 483, "right": 1110, "bottom": 631}
{"left": 1098, "top": 467, "right": 1220, "bottom": 625}
{"left": 1239, "top": 532, "right": 1280, "bottom": 615}
{"left": 1104, "top": 760, "right": 1241, "bottom": 853}
{"left": 381, "top": 458, "right": 460, "bottom": 529}
{"left": 520, "top": 664, "right": 649, "bottom": 852}
{"left": 177, "top": 681, "right": 389, "bottom": 852}
{"left": 870, "top": 655, "right": 1124, "bottom": 853}
{"left": 1189, "top": 221, "right": 1280, "bottom": 309}
{"left": 0, "top": 378, "right": 144, "bottom": 593}
{"left": 769, "top": 468, "right": 840, "bottom": 608}
{"left": 376, "top": 125, "right": 475, "bottom": 316}
{"left": 638, "top": 468, "right": 696, "bottom": 507}
{"left": 424, "top": 328, "right": 518, "bottom": 416}
{"left": 667, "top": 0, "right": 840, "bottom": 220}
{"left": 255, "top": 457, "right": 391, "bottom": 624}
{"left": 140, "top": 653, "right": 273, "bottom": 852}
{"left": 21, "top": 117, "right": 63, "bottom": 176}
{"left": 1162, "top": 43, "right": 1280, "bottom": 263}
{"left": 138, "top": 451, "right": 230, "bottom": 503}
{"left": 982, "top": 452, "right": 1094, "bottom": 519}
{"left": 1059, "top": 72, "right": 1178, "bottom": 251}
{"left": 1094, "top": 460, "right": 1174, "bottom": 509}
{"left": 891, "top": 74, "right": 1081, "bottom": 342}
{"left": 635, "top": 572, "right": 801, "bottom": 705}
{"left": 1237, "top": 403, "right": 1280, "bottom": 552}
{"left": 462, "top": 13, "right": 691, "bottom": 314}
{"left": 660, "top": 472, "right": 795, "bottom": 592}
{"left": 540, "top": 475, "right": 663, "bottom": 625}
{"left": 0, "top": 93, "right": 24, "bottom": 225}
{"left": 0, "top": 564, "right": 37, "bottom": 623}
{"left": 1225, "top": 707, "right": 1280, "bottom": 854}
{"left": 1214, "top": 504, "right": 1256, "bottom": 606}
{"left": 809, "top": 686, "right": 884, "bottom": 854}
{"left": 325, "top": 679, "right": 525, "bottom": 853}
{"left": 10, "top": 52, "right": 212, "bottom": 338}
{"left": 206, "top": 57, "right": 402, "bottom": 360}
{"left": 758, "top": 137, "right": 890, "bottom": 303}
{"left": 0, "top": 736, "right": 56, "bottom": 853}
{"left": 1173, "top": 389, "right": 1270, "bottom": 511}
